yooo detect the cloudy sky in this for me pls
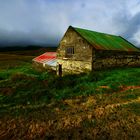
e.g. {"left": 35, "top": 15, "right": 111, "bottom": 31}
{"left": 0, "top": 0, "right": 140, "bottom": 47}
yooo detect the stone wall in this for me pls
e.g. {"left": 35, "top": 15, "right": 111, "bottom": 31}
{"left": 57, "top": 59, "right": 92, "bottom": 74}
{"left": 32, "top": 61, "right": 56, "bottom": 72}
{"left": 93, "top": 50, "right": 140, "bottom": 70}
{"left": 57, "top": 26, "right": 93, "bottom": 74}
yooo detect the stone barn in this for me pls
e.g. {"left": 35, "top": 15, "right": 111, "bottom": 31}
{"left": 56, "top": 26, "right": 140, "bottom": 75}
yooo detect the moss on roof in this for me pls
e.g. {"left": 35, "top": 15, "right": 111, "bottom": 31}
{"left": 72, "top": 26, "right": 140, "bottom": 52}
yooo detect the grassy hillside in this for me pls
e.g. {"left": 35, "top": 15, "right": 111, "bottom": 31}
{"left": 0, "top": 51, "right": 140, "bottom": 139}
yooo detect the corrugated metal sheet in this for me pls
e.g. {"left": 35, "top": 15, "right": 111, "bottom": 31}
{"left": 33, "top": 52, "right": 56, "bottom": 67}
{"left": 73, "top": 26, "right": 140, "bottom": 52}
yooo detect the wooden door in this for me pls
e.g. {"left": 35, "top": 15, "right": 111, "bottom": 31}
{"left": 58, "top": 64, "right": 62, "bottom": 76}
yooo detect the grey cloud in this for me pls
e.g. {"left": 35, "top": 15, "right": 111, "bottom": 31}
{"left": 111, "top": 9, "right": 140, "bottom": 47}
{"left": 122, "top": 12, "right": 140, "bottom": 38}
{"left": 0, "top": 0, "right": 140, "bottom": 47}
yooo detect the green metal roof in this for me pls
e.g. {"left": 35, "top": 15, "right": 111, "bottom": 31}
{"left": 72, "top": 26, "right": 140, "bottom": 52}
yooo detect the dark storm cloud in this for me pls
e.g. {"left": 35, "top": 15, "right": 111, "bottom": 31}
{"left": 111, "top": 4, "right": 140, "bottom": 46}
{"left": 122, "top": 12, "right": 140, "bottom": 45}
{"left": 0, "top": 0, "right": 140, "bottom": 47}
{"left": 0, "top": 0, "right": 55, "bottom": 46}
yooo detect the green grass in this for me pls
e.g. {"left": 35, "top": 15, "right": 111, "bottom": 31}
{"left": 0, "top": 65, "right": 140, "bottom": 120}
{"left": 0, "top": 60, "right": 140, "bottom": 106}
{"left": 0, "top": 52, "right": 140, "bottom": 139}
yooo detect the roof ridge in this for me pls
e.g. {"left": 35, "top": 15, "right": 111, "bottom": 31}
{"left": 71, "top": 26, "right": 118, "bottom": 37}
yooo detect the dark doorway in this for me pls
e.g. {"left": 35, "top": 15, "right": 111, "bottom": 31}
{"left": 58, "top": 64, "right": 62, "bottom": 77}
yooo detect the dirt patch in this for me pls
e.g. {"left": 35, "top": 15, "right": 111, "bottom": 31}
{"left": 97, "top": 85, "right": 140, "bottom": 93}
{"left": 119, "top": 86, "right": 140, "bottom": 92}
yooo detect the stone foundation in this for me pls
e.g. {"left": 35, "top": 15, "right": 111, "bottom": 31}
{"left": 57, "top": 59, "right": 92, "bottom": 74}
{"left": 32, "top": 61, "right": 56, "bottom": 72}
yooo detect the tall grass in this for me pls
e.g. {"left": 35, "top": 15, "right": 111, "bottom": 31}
{"left": 1, "top": 64, "right": 140, "bottom": 106}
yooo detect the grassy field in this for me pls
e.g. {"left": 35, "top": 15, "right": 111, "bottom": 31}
{"left": 0, "top": 50, "right": 140, "bottom": 139}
